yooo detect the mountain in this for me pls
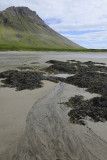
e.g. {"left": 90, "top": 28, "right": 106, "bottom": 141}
{"left": 0, "top": 6, "right": 83, "bottom": 49}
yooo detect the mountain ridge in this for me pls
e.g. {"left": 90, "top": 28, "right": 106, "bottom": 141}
{"left": 0, "top": 6, "right": 83, "bottom": 49}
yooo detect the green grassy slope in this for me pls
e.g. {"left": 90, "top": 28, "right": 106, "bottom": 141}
{"left": 0, "top": 6, "right": 83, "bottom": 50}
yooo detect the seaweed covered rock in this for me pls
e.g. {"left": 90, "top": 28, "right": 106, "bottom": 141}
{"left": 45, "top": 60, "right": 107, "bottom": 125}
{"left": 66, "top": 72, "right": 107, "bottom": 96}
{"left": 0, "top": 70, "right": 61, "bottom": 90}
{"left": 45, "top": 60, "right": 107, "bottom": 74}
{"left": 0, "top": 70, "right": 44, "bottom": 90}
{"left": 45, "top": 60, "right": 77, "bottom": 74}
{"left": 45, "top": 60, "right": 107, "bottom": 96}
{"left": 67, "top": 95, "right": 107, "bottom": 125}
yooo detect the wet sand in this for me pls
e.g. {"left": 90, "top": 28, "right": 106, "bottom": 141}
{"left": 2, "top": 83, "right": 107, "bottom": 160}
{"left": 86, "top": 120, "right": 107, "bottom": 142}
{"left": 0, "top": 51, "right": 107, "bottom": 159}
{"left": 0, "top": 81, "right": 57, "bottom": 154}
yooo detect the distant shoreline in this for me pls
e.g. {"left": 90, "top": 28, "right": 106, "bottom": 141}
{"left": 0, "top": 44, "right": 107, "bottom": 52}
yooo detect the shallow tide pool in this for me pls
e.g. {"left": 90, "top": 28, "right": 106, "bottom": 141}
{"left": 53, "top": 74, "right": 74, "bottom": 78}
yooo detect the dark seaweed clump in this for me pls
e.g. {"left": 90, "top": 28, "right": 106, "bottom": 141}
{"left": 0, "top": 70, "right": 44, "bottom": 90}
{"left": 45, "top": 60, "right": 107, "bottom": 124}
{"left": 67, "top": 95, "right": 107, "bottom": 125}
{"left": 46, "top": 60, "right": 107, "bottom": 74}
{"left": 0, "top": 70, "right": 60, "bottom": 91}
{"left": 46, "top": 60, "right": 77, "bottom": 74}
{"left": 46, "top": 60, "right": 107, "bottom": 96}
{"left": 66, "top": 72, "right": 107, "bottom": 96}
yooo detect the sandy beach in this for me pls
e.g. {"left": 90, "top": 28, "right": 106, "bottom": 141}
{"left": 0, "top": 51, "right": 107, "bottom": 160}
{"left": 0, "top": 81, "right": 57, "bottom": 154}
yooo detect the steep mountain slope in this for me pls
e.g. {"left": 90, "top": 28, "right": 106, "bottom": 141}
{"left": 0, "top": 6, "right": 83, "bottom": 49}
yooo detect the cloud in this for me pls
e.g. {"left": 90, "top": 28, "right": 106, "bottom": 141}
{"left": 62, "top": 30, "right": 107, "bottom": 49}
{"left": 0, "top": 0, "right": 107, "bottom": 48}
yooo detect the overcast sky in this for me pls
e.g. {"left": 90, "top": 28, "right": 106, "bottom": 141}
{"left": 0, "top": 0, "right": 107, "bottom": 49}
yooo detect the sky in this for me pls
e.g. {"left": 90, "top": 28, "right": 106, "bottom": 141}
{"left": 0, "top": 0, "right": 107, "bottom": 49}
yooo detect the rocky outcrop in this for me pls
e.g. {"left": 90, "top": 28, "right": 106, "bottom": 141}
{"left": 0, "top": 6, "right": 46, "bottom": 30}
